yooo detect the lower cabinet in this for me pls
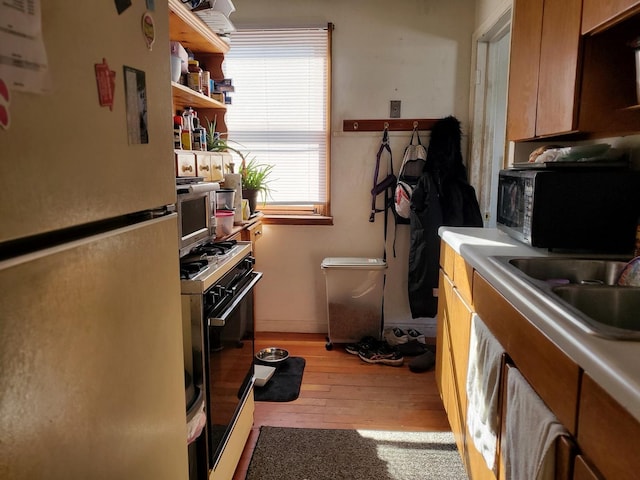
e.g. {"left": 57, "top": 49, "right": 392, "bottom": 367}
{"left": 577, "top": 374, "right": 640, "bottom": 480}
{"left": 241, "top": 218, "right": 262, "bottom": 254}
{"left": 439, "top": 239, "right": 640, "bottom": 480}
{"left": 437, "top": 266, "right": 496, "bottom": 480}
{"left": 438, "top": 242, "right": 579, "bottom": 480}
{"left": 573, "top": 455, "right": 602, "bottom": 480}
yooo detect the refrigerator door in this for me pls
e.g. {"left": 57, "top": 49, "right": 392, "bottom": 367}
{"left": 0, "top": 2, "right": 175, "bottom": 244}
{"left": 0, "top": 216, "right": 188, "bottom": 480}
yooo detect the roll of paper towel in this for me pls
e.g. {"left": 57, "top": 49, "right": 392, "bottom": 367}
{"left": 223, "top": 173, "right": 243, "bottom": 224}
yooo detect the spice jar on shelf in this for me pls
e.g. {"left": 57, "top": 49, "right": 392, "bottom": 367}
{"left": 187, "top": 60, "right": 203, "bottom": 94}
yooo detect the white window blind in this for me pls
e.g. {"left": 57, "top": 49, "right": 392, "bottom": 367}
{"left": 224, "top": 28, "right": 329, "bottom": 207}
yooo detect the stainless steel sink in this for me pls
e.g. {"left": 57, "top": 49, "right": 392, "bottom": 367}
{"left": 507, "top": 257, "right": 628, "bottom": 286}
{"left": 552, "top": 285, "right": 640, "bottom": 337}
{"left": 490, "top": 256, "right": 640, "bottom": 340}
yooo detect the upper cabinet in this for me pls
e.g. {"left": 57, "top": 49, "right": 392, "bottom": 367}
{"left": 582, "top": 0, "right": 640, "bottom": 34}
{"left": 507, "top": 0, "right": 640, "bottom": 142}
{"left": 506, "top": 0, "right": 582, "bottom": 141}
{"left": 168, "top": 0, "right": 229, "bottom": 133}
{"left": 579, "top": 5, "right": 640, "bottom": 136}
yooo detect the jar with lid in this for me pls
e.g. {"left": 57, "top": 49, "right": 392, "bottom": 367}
{"left": 187, "top": 60, "right": 202, "bottom": 94}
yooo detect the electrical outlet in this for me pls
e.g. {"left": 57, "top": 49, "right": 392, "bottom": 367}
{"left": 390, "top": 100, "right": 401, "bottom": 118}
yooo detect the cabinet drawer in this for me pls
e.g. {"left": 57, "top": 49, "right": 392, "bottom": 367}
{"left": 195, "top": 152, "right": 213, "bottom": 181}
{"left": 440, "top": 240, "right": 455, "bottom": 278}
{"left": 577, "top": 374, "right": 640, "bottom": 480}
{"left": 247, "top": 221, "right": 262, "bottom": 242}
{"left": 473, "top": 272, "right": 580, "bottom": 434}
{"left": 453, "top": 252, "right": 473, "bottom": 306}
{"left": 175, "top": 151, "right": 196, "bottom": 177}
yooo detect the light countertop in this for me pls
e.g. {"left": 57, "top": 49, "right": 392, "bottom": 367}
{"left": 439, "top": 226, "right": 640, "bottom": 422}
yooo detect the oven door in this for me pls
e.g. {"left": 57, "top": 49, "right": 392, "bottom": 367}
{"left": 205, "top": 270, "right": 262, "bottom": 469}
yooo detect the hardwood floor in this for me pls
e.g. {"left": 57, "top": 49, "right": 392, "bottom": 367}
{"left": 232, "top": 332, "right": 451, "bottom": 479}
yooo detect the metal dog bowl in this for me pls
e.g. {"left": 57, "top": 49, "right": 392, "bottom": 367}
{"left": 255, "top": 347, "right": 289, "bottom": 364}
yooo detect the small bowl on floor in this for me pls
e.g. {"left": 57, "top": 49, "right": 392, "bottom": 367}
{"left": 255, "top": 347, "right": 289, "bottom": 366}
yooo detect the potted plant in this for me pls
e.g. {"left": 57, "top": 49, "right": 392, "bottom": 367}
{"left": 239, "top": 157, "right": 274, "bottom": 214}
{"left": 206, "top": 116, "right": 246, "bottom": 161}
{"left": 206, "top": 117, "right": 274, "bottom": 214}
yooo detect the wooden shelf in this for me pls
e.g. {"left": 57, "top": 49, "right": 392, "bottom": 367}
{"left": 172, "top": 82, "right": 226, "bottom": 110}
{"left": 169, "top": 0, "right": 229, "bottom": 55}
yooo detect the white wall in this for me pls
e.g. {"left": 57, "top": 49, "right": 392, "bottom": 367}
{"left": 230, "top": 0, "right": 477, "bottom": 335}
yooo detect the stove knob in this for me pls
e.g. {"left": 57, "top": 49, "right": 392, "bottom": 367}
{"left": 242, "top": 256, "right": 256, "bottom": 268}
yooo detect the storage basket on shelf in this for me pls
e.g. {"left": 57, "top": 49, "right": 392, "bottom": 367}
{"left": 321, "top": 257, "right": 387, "bottom": 350}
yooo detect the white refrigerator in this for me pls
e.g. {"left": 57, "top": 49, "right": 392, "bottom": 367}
{"left": 0, "top": 3, "right": 188, "bottom": 479}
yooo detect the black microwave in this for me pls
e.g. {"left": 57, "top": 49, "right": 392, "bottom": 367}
{"left": 497, "top": 168, "right": 640, "bottom": 252}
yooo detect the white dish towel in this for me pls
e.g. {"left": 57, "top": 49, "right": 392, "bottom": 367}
{"left": 465, "top": 313, "right": 504, "bottom": 472}
{"left": 503, "top": 367, "right": 568, "bottom": 480}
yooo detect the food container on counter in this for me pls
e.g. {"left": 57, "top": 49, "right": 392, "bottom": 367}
{"left": 215, "top": 210, "right": 234, "bottom": 236}
{"left": 215, "top": 188, "right": 236, "bottom": 210}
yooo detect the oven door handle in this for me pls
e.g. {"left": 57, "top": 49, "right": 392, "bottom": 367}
{"left": 207, "top": 271, "right": 263, "bottom": 327}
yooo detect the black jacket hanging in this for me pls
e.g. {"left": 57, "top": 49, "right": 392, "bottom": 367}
{"left": 408, "top": 116, "right": 483, "bottom": 318}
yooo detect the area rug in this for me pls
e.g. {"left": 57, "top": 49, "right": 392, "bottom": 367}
{"left": 245, "top": 426, "right": 468, "bottom": 480}
{"left": 253, "top": 357, "right": 305, "bottom": 402}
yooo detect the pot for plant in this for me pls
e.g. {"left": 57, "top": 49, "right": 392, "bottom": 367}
{"left": 242, "top": 188, "right": 259, "bottom": 214}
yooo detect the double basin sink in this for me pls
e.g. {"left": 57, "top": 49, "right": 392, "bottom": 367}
{"left": 490, "top": 256, "right": 640, "bottom": 340}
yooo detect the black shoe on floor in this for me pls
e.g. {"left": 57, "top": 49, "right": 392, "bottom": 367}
{"left": 397, "top": 340, "right": 427, "bottom": 357}
{"left": 409, "top": 350, "right": 435, "bottom": 372}
{"left": 345, "top": 336, "right": 378, "bottom": 355}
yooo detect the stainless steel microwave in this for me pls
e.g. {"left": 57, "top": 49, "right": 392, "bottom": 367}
{"left": 496, "top": 168, "right": 640, "bottom": 252}
{"left": 176, "top": 183, "right": 218, "bottom": 257}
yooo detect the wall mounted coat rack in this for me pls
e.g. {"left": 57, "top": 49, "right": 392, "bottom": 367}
{"left": 343, "top": 118, "right": 438, "bottom": 132}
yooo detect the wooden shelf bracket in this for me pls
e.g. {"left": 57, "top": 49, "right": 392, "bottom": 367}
{"left": 343, "top": 118, "right": 438, "bottom": 132}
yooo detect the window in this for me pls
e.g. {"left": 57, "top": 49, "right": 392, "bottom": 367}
{"left": 224, "top": 25, "right": 332, "bottom": 221}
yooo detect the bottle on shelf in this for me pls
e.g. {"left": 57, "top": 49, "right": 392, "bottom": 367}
{"left": 192, "top": 115, "right": 206, "bottom": 151}
{"left": 181, "top": 107, "right": 194, "bottom": 151}
{"left": 173, "top": 115, "right": 183, "bottom": 149}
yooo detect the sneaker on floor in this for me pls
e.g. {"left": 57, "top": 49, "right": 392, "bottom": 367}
{"left": 345, "top": 335, "right": 378, "bottom": 355}
{"left": 358, "top": 342, "right": 404, "bottom": 366}
{"left": 383, "top": 327, "right": 409, "bottom": 346}
{"left": 409, "top": 350, "right": 435, "bottom": 372}
{"left": 406, "top": 328, "right": 426, "bottom": 344}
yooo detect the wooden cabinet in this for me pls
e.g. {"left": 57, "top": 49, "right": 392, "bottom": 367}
{"left": 573, "top": 455, "right": 603, "bottom": 480}
{"left": 578, "top": 11, "right": 640, "bottom": 135}
{"left": 437, "top": 247, "right": 496, "bottom": 480}
{"left": 577, "top": 374, "right": 640, "bottom": 480}
{"left": 168, "top": 0, "right": 229, "bottom": 134}
{"left": 582, "top": 0, "right": 640, "bottom": 34}
{"left": 473, "top": 272, "right": 580, "bottom": 434}
{"left": 506, "top": 0, "right": 582, "bottom": 140}
{"left": 241, "top": 219, "right": 263, "bottom": 253}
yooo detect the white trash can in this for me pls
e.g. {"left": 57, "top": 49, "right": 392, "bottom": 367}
{"left": 321, "top": 257, "right": 387, "bottom": 350}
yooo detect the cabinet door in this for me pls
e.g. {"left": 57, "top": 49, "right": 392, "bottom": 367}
{"left": 582, "top": 0, "right": 640, "bottom": 33}
{"left": 535, "top": 0, "right": 582, "bottom": 137}
{"left": 473, "top": 272, "right": 580, "bottom": 434}
{"left": 577, "top": 374, "right": 640, "bottom": 480}
{"left": 573, "top": 455, "right": 602, "bottom": 480}
{"left": 506, "top": 0, "right": 544, "bottom": 141}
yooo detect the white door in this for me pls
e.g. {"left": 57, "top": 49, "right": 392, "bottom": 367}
{"left": 469, "top": 11, "right": 511, "bottom": 227}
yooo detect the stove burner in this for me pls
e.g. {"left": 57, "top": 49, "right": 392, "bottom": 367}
{"left": 180, "top": 240, "right": 240, "bottom": 280}
{"left": 194, "top": 240, "right": 237, "bottom": 256}
{"left": 180, "top": 259, "right": 209, "bottom": 279}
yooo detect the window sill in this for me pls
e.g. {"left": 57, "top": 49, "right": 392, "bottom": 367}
{"left": 261, "top": 214, "right": 334, "bottom": 226}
